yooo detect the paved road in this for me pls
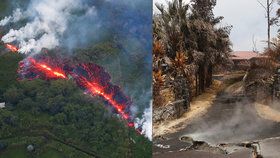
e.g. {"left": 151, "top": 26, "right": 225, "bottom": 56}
{"left": 153, "top": 91, "right": 280, "bottom": 157}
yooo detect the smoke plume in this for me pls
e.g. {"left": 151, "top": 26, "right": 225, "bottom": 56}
{"left": 135, "top": 101, "right": 153, "bottom": 140}
{"left": 1, "top": 0, "right": 152, "bottom": 140}
{"left": 1, "top": 0, "right": 89, "bottom": 53}
{"left": 0, "top": 8, "right": 25, "bottom": 26}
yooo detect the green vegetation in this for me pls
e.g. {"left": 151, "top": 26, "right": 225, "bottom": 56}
{"left": 0, "top": 136, "right": 92, "bottom": 158}
{"left": 0, "top": 53, "right": 23, "bottom": 101}
{"left": 0, "top": 1, "right": 151, "bottom": 157}
{"left": 0, "top": 0, "right": 9, "bottom": 17}
{"left": 0, "top": 0, "right": 30, "bottom": 17}
{"left": 0, "top": 146, "right": 30, "bottom": 158}
{"left": 0, "top": 43, "right": 151, "bottom": 158}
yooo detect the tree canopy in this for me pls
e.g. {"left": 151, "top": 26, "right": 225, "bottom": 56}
{"left": 153, "top": 0, "right": 232, "bottom": 106}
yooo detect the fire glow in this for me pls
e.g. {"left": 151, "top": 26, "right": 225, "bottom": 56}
{"left": 28, "top": 58, "right": 68, "bottom": 79}
{"left": 5, "top": 43, "right": 18, "bottom": 52}
{"left": 83, "top": 79, "right": 129, "bottom": 120}
{"left": 5, "top": 43, "right": 138, "bottom": 131}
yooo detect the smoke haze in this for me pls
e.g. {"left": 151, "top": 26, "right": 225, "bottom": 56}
{"left": 0, "top": 0, "right": 152, "bottom": 139}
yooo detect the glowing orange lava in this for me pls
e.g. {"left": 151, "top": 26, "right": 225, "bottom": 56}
{"left": 82, "top": 78, "right": 130, "bottom": 120}
{"left": 28, "top": 58, "right": 67, "bottom": 79}
{"left": 5, "top": 42, "right": 137, "bottom": 130}
{"left": 26, "top": 59, "right": 130, "bottom": 121}
{"left": 5, "top": 43, "right": 19, "bottom": 52}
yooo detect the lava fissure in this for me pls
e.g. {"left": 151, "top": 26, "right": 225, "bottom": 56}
{"left": 5, "top": 43, "right": 18, "bottom": 52}
{"left": 5, "top": 43, "right": 139, "bottom": 132}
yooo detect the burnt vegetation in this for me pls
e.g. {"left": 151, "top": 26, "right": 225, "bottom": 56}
{"left": 243, "top": 1, "right": 280, "bottom": 102}
{"left": 153, "top": 0, "right": 232, "bottom": 111}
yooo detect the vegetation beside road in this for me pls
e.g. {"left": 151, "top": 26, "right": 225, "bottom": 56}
{"left": 153, "top": 0, "right": 232, "bottom": 109}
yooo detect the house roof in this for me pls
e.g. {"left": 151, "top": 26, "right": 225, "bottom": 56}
{"left": 230, "top": 51, "right": 260, "bottom": 60}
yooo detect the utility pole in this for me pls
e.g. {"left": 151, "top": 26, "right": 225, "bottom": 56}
{"left": 257, "top": 0, "right": 275, "bottom": 49}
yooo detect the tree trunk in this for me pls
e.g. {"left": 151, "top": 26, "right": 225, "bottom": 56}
{"left": 267, "top": 0, "right": 271, "bottom": 49}
{"left": 174, "top": 75, "right": 190, "bottom": 110}
{"left": 196, "top": 72, "right": 198, "bottom": 96}
{"left": 198, "top": 64, "right": 205, "bottom": 94}
{"left": 206, "top": 64, "right": 213, "bottom": 87}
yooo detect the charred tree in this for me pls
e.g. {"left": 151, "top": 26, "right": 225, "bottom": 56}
{"left": 257, "top": 0, "right": 276, "bottom": 49}
{"left": 206, "top": 64, "right": 213, "bottom": 87}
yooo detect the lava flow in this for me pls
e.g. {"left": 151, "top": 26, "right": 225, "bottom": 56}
{"left": 5, "top": 43, "right": 139, "bottom": 131}
{"left": 67, "top": 63, "right": 133, "bottom": 122}
{"left": 27, "top": 58, "right": 68, "bottom": 79}
{"left": 5, "top": 43, "right": 18, "bottom": 52}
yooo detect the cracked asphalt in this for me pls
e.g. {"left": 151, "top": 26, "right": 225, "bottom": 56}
{"left": 153, "top": 86, "right": 280, "bottom": 158}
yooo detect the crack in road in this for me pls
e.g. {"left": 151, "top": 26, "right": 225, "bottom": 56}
{"left": 153, "top": 80, "right": 280, "bottom": 158}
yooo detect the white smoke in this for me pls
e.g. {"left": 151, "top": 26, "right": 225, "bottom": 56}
{"left": 135, "top": 101, "right": 152, "bottom": 141}
{"left": 0, "top": 0, "right": 91, "bottom": 54}
{"left": 0, "top": 8, "right": 25, "bottom": 26}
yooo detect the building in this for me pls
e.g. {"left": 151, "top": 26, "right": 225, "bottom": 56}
{"left": 230, "top": 51, "right": 260, "bottom": 70}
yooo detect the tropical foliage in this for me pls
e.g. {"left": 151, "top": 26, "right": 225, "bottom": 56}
{"left": 0, "top": 51, "right": 151, "bottom": 158}
{"left": 153, "top": 0, "right": 232, "bottom": 107}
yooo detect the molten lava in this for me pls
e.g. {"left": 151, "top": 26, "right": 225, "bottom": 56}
{"left": 78, "top": 77, "right": 130, "bottom": 120}
{"left": 5, "top": 43, "right": 18, "bottom": 52}
{"left": 68, "top": 63, "right": 133, "bottom": 123}
{"left": 5, "top": 43, "right": 138, "bottom": 130}
{"left": 27, "top": 58, "right": 67, "bottom": 79}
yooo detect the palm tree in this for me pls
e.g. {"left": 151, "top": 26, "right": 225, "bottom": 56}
{"left": 188, "top": 0, "right": 232, "bottom": 91}
{"left": 153, "top": 0, "right": 232, "bottom": 107}
{"left": 154, "top": 0, "right": 191, "bottom": 104}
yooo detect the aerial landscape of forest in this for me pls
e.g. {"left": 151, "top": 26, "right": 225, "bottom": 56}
{"left": 0, "top": 0, "right": 152, "bottom": 157}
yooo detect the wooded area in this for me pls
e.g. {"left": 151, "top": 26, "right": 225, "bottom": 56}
{"left": 153, "top": 0, "right": 231, "bottom": 112}
{"left": 0, "top": 0, "right": 152, "bottom": 157}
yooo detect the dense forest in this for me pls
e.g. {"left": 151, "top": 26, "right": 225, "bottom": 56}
{"left": 0, "top": 0, "right": 152, "bottom": 158}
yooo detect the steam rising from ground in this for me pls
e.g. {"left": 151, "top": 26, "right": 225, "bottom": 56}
{"left": 136, "top": 101, "right": 152, "bottom": 140}
{"left": 184, "top": 97, "right": 278, "bottom": 144}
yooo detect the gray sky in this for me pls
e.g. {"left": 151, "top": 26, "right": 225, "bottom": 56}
{"left": 153, "top": 0, "right": 279, "bottom": 52}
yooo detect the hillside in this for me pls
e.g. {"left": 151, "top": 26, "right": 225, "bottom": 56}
{"left": 0, "top": 46, "right": 151, "bottom": 158}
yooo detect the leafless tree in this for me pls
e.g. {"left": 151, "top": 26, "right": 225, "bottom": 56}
{"left": 252, "top": 35, "right": 258, "bottom": 53}
{"left": 257, "top": 0, "right": 276, "bottom": 49}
